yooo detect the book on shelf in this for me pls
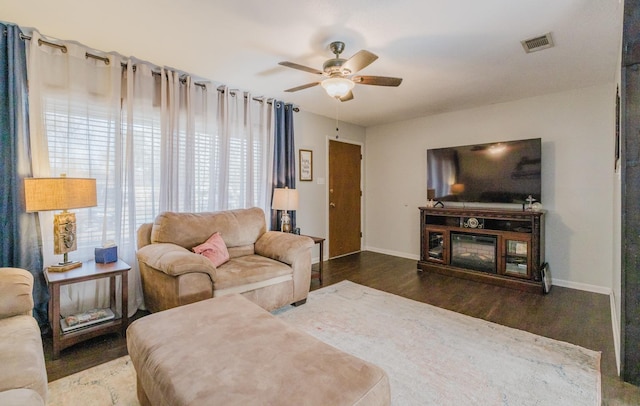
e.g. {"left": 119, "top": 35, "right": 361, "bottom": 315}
{"left": 60, "top": 308, "right": 115, "bottom": 333}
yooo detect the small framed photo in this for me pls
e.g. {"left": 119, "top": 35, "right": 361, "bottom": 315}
{"left": 299, "top": 149, "right": 313, "bottom": 181}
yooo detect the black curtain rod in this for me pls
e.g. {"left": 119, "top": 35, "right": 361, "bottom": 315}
{"left": 216, "top": 88, "right": 300, "bottom": 111}
{"left": 19, "top": 32, "right": 112, "bottom": 66}
{"left": 16, "top": 31, "right": 299, "bottom": 112}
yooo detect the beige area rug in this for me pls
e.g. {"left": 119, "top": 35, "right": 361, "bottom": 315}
{"left": 48, "top": 280, "right": 601, "bottom": 405}
{"left": 275, "top": 280, "right": 601, "bottom": 406}
{"left": 47, "top": 356, "right": 137, "bottom": 406}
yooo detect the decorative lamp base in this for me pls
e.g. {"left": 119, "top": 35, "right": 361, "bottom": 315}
{"left": 281, "top": 211, "right": 292, "bottom": 233}
{"left": 47, "top": 261, "right": 83, "bottom": 272}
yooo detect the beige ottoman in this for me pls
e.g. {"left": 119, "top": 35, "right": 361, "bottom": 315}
{"left": 127, "top": 294, "right": 390, "bottom": 406}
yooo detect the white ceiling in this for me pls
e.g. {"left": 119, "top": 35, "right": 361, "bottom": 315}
{"left": 5, "top": 0, "right": 623, "bottom": 127}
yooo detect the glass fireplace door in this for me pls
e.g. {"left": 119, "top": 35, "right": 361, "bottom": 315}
{"left": 450, "top": 233, "right": 497, "bottom": 273}
{"left": 424, "top": 229, "right": 447, "bottom": 263}
{"left": 503, "top": 237, "right": 531, "bottom": 278}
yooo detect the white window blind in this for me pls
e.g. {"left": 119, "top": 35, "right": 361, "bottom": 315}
{"left": 42, "top": 80, "right": 270, "bottom": 251}
{"left": 43, "top": 95, "right": 118, "bottom": 251}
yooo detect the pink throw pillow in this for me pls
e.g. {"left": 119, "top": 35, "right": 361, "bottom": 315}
{"left": 193, "top": 232, "right": 230, "bottom": 267}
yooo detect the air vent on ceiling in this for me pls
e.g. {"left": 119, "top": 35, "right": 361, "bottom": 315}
{"left": 521, "top": 33, "right": 554, "bottom": 53}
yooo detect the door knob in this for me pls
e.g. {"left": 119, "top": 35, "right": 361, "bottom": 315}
{"left": 330, "top": 202, "right": 336, "bottom": 208}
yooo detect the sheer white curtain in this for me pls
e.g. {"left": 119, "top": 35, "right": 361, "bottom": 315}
{"left": 26, "top": 30, "right": 142, "bottom": 316}
{"left": 122, "top": 60, "right": 162, "bottom": 224}
{"left": 217, "top": 87, "right": 275, "bottom": 212}
{"left": 155, "top": 79, "right": 275, "bottom": 213}
{"left": 26, "top": 32, "right": 276, "bottom": 318}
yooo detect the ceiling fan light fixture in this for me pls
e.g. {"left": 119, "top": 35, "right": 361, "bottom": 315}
{"left": 321, "top": 77, "right": 355, "bottom": 98}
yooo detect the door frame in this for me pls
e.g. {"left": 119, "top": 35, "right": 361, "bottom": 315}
{"left": 621, "top": 4, "right": 640, "bottom": 384}
{"left": 325, "top": 136, "right": 365, "bottom": 259}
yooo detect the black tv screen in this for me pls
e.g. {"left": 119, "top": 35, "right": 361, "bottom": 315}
{"left": 427, "top": 138, "right": 541, "bottom": 204}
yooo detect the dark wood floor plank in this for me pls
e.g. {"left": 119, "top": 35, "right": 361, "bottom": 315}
{"left": 44, "top": 251, "right": 640, "bottom": 404}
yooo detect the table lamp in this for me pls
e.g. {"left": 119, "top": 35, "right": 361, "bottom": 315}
{"left": 272, "top": 187, "right": 298, "bottom": 232}
{"left": 24, "top": 175, "right": 97, "bottom": 271}
{"left": 451, "top": 183, "right": 465, "bottom": 194}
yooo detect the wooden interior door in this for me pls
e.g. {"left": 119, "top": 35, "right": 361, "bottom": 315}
{"left": 329, "top": 140, "right": 361, "bottom": 258}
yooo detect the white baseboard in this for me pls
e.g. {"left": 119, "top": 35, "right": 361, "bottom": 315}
{"left": 610, "top": 291, "right": 621, "bottom": 375}
{"left": 364, "top": 246, "right": 419, "bottom": 261}
{"left": 551, "top": 278, "right": 612, "bottom": 295}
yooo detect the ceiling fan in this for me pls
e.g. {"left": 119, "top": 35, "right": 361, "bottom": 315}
{"left": 279, "top": 41, "right": 403, "bottom": 102}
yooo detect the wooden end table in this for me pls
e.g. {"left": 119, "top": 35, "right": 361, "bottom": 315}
{"left": 45, "top": 260, "right": 131, "bottom": 359}
{"left": 304, "top": 236, "right": 325, "bottom": 284}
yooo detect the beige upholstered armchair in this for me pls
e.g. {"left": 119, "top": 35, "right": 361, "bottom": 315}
{"left": 0, "top": 268, "right": 48, "bottom": 405}
{"left": 136, "top": 207, "right": 314, "bottom": 313}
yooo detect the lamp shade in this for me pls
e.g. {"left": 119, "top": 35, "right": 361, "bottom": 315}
{"left": 450, "top": 183, "right": 465, "bottom": 194}
{"left": 24, "top": 177, "right": 97, "bottom": 212}
{"left": 272, "top": 188, "right": 298, "bottom": 211}
{"left": 321, "top": 77, "right": 355, "bottom": 98}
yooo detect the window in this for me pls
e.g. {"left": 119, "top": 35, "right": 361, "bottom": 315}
{"left": 42, "top": 74, "right": 271, "bottom": 257}
{"left": 44, "top": 95, "right": 119, "bottom": 251}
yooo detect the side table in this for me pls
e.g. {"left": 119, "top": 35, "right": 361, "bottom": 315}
{"left": 304, "top": 236, "right": 325, "bottom": 284}
{"left": 45, "top": 260, "right": 131, "bottom": 359}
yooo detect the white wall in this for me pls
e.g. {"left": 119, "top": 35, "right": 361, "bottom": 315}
{"left": 365, "top": 84, "right": 616, "bottom": 291}
{"left": 2, "top": 2, "right": 619, "bottom": 293}
{"left": 1, "top": 8, "right": 365, "bottom": 262}
{"left": 5, "top": 1, "right": 622, "bottom": 368}
{"left": 611, "top": 2, "right": 624, "bottom": 373}
{"left": 294, "top": 111, "right": 366, "bottom": 260}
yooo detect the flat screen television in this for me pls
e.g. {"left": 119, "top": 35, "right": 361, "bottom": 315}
{"left": 427, "top": 138, "right": 541, "bottom": 204}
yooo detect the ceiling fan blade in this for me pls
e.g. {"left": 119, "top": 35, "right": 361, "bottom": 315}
{"left": 342, "top": 50, "right": 378, "bottom": 74}
{"left": 339, "top": 91, "right": 354, "bottom": 102}
{"left": 278, "top": 61, "right": 323, "bottom": 75}
{"left": 284, "top": 82, "right": 320, "bottom": 93}
{"left": 352, "top": 75, "right": 403, "bottom": 87}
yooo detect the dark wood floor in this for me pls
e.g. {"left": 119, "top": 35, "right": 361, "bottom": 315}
{"left": 44, "top": 251, "right": 640, "bottom": 405}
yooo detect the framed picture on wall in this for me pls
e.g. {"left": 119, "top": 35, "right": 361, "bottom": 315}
{"left": 299, "top": 149, "right": 313, "bottom": 181}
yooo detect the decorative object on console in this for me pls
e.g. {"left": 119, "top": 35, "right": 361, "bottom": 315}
{"left": 24, "top": 175, "right": 97, "bottom": 272}
{"left": 525, "top": 195, "right": 537, "bottom": 211}
{"left": 426, "top": 188, "right": 436, "bottom": 207}
{"left": 272, "top": 187, "right": 298, "bottom": 232}
{"left": 463, "top": 217, "right": 484, "bottom": 229}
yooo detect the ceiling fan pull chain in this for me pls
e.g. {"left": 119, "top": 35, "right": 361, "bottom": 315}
{"left": 335, "top": 102, "right": 340, "bottom": 139}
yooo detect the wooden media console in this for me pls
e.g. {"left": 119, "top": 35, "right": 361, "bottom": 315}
{"left": 418, "top": 207, "right": 545, "bottom": 293}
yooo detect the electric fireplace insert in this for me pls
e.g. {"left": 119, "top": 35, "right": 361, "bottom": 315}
{"left": 450, "top": 233, "right": 497, "bottom": 274}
